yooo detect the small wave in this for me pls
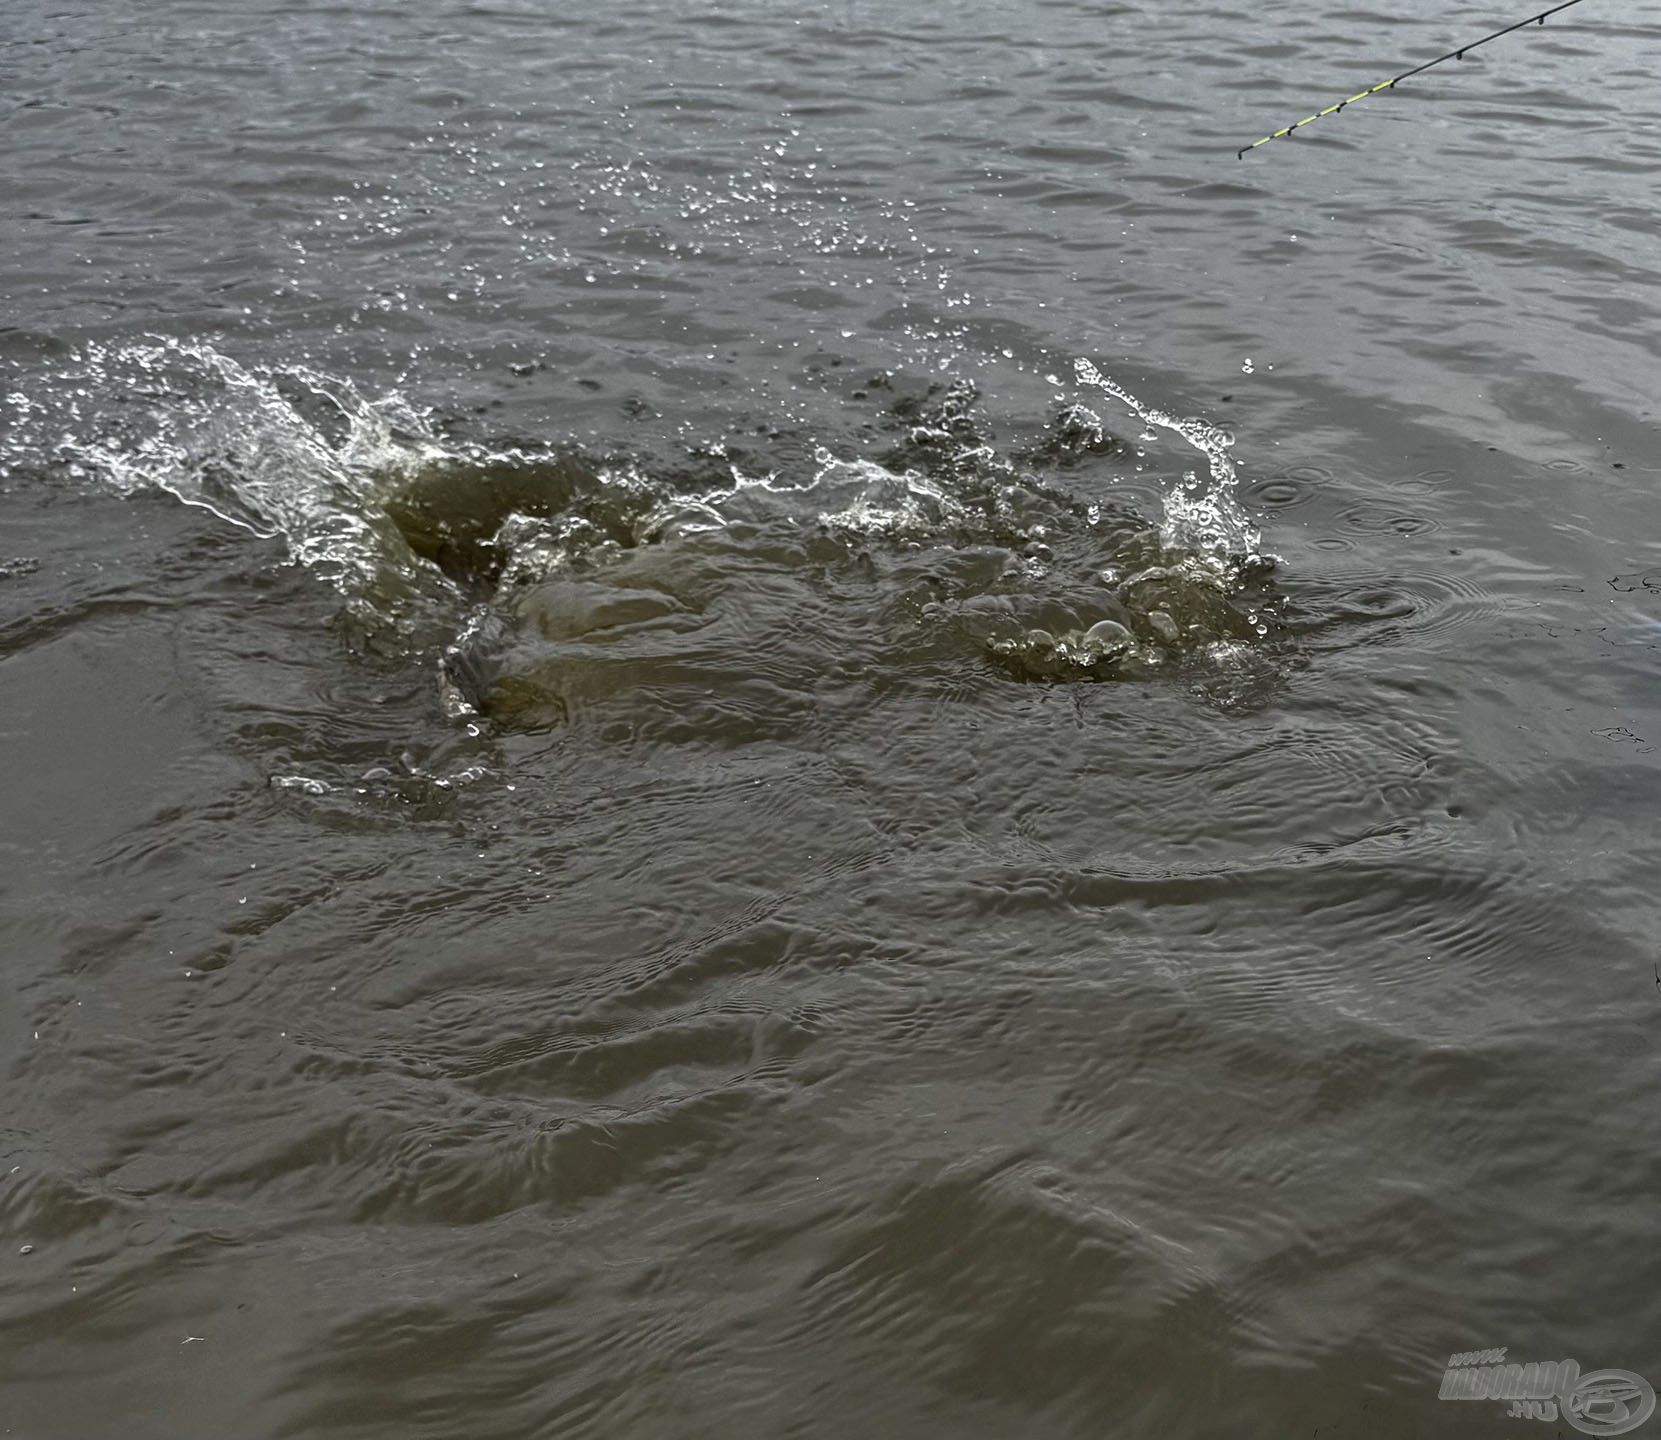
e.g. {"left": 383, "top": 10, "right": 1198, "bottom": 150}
{"left": 1287, "top": 566, "right": 1499, "bottom": 651}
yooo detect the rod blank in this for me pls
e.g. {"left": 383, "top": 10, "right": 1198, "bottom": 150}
{"left": 1236, "top": 0, "right": 1593, "bottom": 159}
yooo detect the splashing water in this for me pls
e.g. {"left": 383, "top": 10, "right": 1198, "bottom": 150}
{"left": 1, "top": 339, "right": 451, "bottom": 599}
{"left": 4, "top": 340, "right": 1288, "bottom": 712}
{"left": 1073, "top": 357, "right": 1262, "bottom": 573}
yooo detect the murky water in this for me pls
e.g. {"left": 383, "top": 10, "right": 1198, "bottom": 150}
{"left": 3, "top": 1, "right": 1659, "bottom": 1436}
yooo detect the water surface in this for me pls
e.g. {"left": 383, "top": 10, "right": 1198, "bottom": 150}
{"left": 3, "top": 1, "right": 1660, "bottom": 1436}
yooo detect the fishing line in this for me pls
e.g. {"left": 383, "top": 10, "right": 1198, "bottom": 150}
{"left": 1236, "top": 0, "right": 1594, "bottom": 158}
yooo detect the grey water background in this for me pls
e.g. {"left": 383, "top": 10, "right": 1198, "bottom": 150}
{"left": 3, "top": 0, "right": 1660, "bottom": 1435}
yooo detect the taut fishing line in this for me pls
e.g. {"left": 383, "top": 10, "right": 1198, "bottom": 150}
{"left": 1237, "top": 0, "right": 1595, "bottom": 158}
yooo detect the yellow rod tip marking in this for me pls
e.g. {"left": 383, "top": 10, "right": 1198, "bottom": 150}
{"left": 1236, "top": 0, "right": 1593, "bottom": 157}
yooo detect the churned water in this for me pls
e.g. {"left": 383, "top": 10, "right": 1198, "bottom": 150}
{"left": 2, "top": 1, "right": 1659, "bottom": 1436}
